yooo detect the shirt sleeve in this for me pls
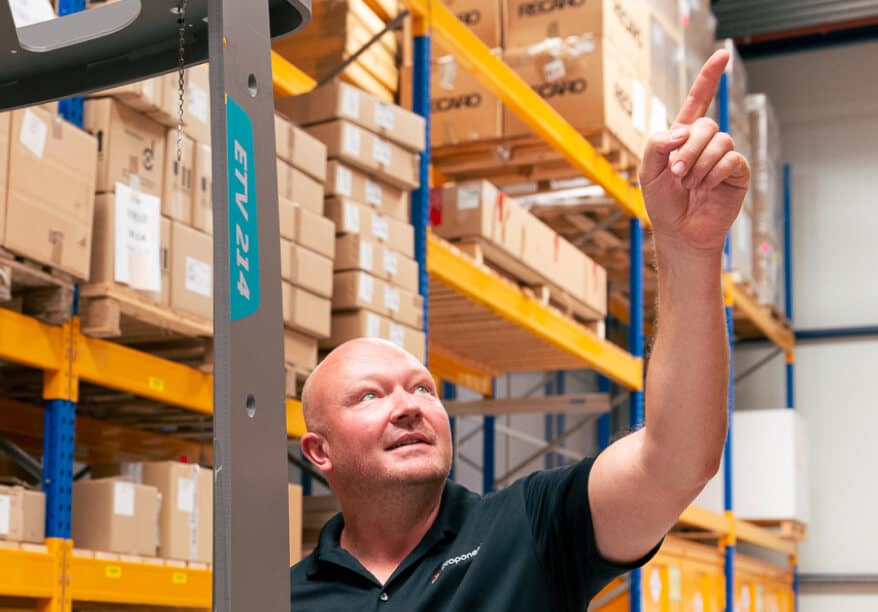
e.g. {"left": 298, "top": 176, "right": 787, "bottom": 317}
{"left": 522, "top": 456, "right": 663, "bottom": 606}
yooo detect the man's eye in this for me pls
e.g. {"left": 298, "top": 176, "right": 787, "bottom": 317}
{"left": 415, "top": 385, "right": 430, "bottom": 394}
{"left": 361, "top": 392, "right": 377, "bottom": 401}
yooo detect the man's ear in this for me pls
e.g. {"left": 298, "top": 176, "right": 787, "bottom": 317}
{"left": 301, "top": 432, "right": 332, "bottom": 474}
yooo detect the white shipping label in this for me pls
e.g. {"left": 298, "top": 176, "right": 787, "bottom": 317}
{"left": 372, "top": 216, "right": 390, "bottom": 241}
{"left": 388, "top": 323, "right": 405, "bottom": 347}
{"left": 10, "top": 0, "right": 56, "bottom": 27}
{"left": 341, "top": 85, "right": 361, "bottom": 119}
{"left": 372, "top": 139, "right": 391, "bottom": 166}
{"left": 649, "top": 96, "right": 669, "bottom": 136}
{"left": 384, "top": 287, "right": 400, "bottom": 312}
{"left": 543, "top": 59, "right": 566, "bottom": 82}
{"left": 20, "top": 109, "right": 48, "bottom": 159}
{"left": 188, "top": 84, "right": 209, "bottom": 123}
{"left": 335, "top": 165, "right": 353, "bottom": 197}
{"left": 365, "top": 312, "right": 382, "bottom": 337}
{"left": 457, "top": 185, "right": 481, "bottom": 210}
{"left": 359, "top": 241, "right": 374, "bottom": 271}
{"left": 113, "top": 482, "right": 135, "bottom": 517}
{"left": 374, "top": 102, "right": 395, "bottom": 130}
{"left": 343, "top": 124, "right": 362, "bottom": 157}
{"left": 185, "top": 256, "right": 212, "bottom": 297}
{"left": 365, "top": 180, "right": 383, "bottom": 206}
{"left": 383, "top": 250, "right": 398, "bottom": 275}
{"left": 0, "top": 495, "right": 9, "bottom": 535}
{"left": 114, "top": 183, "right": 161, "bottom": 292}
{"left": 359, "top": 273, "right": 374, "bottom": 304}
{"left": 632, "top": 79, "right": 647, "bottom": 134}
{"left": 344, "top": 202, "right": 361, "bottom": 233}
{"left": 177, "top": 477, "right": 196, "bottom": 513}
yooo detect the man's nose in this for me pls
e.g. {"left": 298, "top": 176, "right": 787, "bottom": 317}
{"left": 389, "top": 387, "right": 423, "bottom": 423}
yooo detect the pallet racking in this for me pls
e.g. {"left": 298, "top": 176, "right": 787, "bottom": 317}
{"left": 0, "top": 0, "right": 798, "bottom": 610}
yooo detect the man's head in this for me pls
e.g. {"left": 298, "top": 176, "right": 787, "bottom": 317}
{"left": 300, "top": 338, "right": 453, "bottom": 496}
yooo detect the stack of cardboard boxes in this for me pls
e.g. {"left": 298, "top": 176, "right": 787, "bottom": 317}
{"left": 273, "top": 0, "right": 399, "bottom": 102}
{"left": 84, "top": 64, "right": 214, "bottom": 321}
{"left": 431, "top": 180, "right": 608, "bottom": 324}
{"left": 277, "top": 82, "right": 427, "bottom": 362}
{"left": 274, "top": 114, "right": 336, "bottom": 376}
{"left": 70, "top": 461, "right": 305, "bottom": 565}
{"left": 0, "top": 106, "right": 97, "bottom": 281}
{"left": 0, "top": 483, "right": 46, "bottom": 546}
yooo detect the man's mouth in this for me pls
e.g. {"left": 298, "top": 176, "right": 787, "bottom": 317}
{"left": 386, "top": 435, "right": 430, "bottom": 451}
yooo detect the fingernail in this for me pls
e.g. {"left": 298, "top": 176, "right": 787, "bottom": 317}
{"left": 671, "top": 128, "right": 687, "bottom": 140}
{"left": 672, "top": 161, "right": 686, "bottom": 175}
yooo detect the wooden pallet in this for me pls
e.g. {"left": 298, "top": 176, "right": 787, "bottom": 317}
{"left": 0, "top": 247, "right": 76, "bottom": 325}
{"left": 79, "top": 283, "right": 213, "bottom": 343}
{"left": 748, "top": 519, "right": 808, "bottom": 542}
{"left": 451, "top": 238, "right": 605, "bottom": 324}
{"left": 73, "top": 548, "right": 212, "bottom": 569}
{"left": 431, "top": 129, "right": 641, "bottom": 187}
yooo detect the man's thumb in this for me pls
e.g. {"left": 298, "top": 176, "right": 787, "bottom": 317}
{"left": 639, "top": 126, "right": 689, "bottom": 184}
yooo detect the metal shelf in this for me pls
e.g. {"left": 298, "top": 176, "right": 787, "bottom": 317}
{"left": 0, "top": 543, "right": 59, "bottom": 601}
{"left": 679, "top": 505, "right": 797, "bottom": 556}
{"left": 724, "top": 273, "right": 795, "bottom": 359}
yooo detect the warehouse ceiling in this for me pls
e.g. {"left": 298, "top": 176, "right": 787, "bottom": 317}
{"left": 712, "top": 0, "right": 878, "bottom": 41}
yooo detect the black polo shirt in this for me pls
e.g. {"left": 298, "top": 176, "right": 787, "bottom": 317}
{"left": 290, "top": 457, "right": 661, "bottom": 611}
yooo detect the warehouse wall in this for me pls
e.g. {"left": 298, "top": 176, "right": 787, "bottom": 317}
{"left": 738, "top": 39, "right": 878, "bottom": 610}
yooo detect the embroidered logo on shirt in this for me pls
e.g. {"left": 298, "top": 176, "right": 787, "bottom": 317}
{"left": 431, "top": 545, "right": 481, "bottom": 584}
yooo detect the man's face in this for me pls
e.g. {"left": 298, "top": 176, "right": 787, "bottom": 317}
{"left": 308, "top": 341, "right": 453, "bottom": 489}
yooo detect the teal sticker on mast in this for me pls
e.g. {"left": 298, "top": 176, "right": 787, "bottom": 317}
{"left": 227, "top": 95, "right": 260, "bottom": 320}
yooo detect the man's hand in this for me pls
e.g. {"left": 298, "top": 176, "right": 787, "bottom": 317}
{"left": 639, "top": 49, "right": 750, "bottom": 254}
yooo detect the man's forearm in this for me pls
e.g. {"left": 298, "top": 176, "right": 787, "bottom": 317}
{"left": 641, "top": 235, "right": 729, "bottom": 493}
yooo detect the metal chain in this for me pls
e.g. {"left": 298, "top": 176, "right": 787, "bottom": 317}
{"left": 176, "top": 0, "right": 189, "bottom": 163}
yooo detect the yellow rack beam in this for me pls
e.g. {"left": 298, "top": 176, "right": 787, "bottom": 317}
{"left": 70, "top": 554, "right": 210, "bottom": 609}
{"left": 271, "top": 50, "right": 317, "bottom": 96}
{"left": 427, "top": 233, "right": 643, "bottom": 390}
{"left": 400, "top": 0, "right": 647, "bottom": 221}
{"left": 428, "top": 343, "right": 497, "bottom": 397}
{"left": 0, "top": 545, "right": 57, "bottom": 600}
{"left": 723, "top": 273, "right": 795, "bottom": 360}
{"left": 0, "top": 309, "right": 64, "bottom": 372}
{"left": 678, "top": 505, "right": 797, "bottom": 556}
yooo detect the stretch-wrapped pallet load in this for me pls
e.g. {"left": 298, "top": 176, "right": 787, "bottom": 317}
{"left": 276, "top": 82, "right": 427, "bottom": 362}
{"left": 501, "top": 0, "right": 650, "bottom": 158}
{"left": 431, "top": 180, "right": 608, "bottom": 323}
{"left": 1, "top": 106, "right": 97, "bottom": 280}
{"left": 747, "top": 93, "right": 784, "bottom": 310}
{"left": 272, "top": 0, "right": 399, "bottom": 102}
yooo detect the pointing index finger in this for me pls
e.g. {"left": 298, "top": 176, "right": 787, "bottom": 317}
{"left": 674, "top": 49, "right": 730, "bottom": 126}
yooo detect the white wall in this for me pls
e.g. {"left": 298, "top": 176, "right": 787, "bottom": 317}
{"left": 740, "top": 39, "right": 878, "bottom": 608}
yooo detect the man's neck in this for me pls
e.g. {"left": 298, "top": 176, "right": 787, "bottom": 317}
{"left": 338, "top": 482, "right": 444, "bottom": 584}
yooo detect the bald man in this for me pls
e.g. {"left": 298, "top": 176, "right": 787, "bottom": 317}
{"left": 290, "top": 49, "right": 750, "bottom": 611}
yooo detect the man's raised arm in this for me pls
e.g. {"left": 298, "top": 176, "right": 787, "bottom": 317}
{"left": 588, "top": 49, "right": 751, "bottom": 564}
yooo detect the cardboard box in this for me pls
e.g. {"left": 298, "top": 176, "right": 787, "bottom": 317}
{"left": 325, "top": 161, "right": 409, "bottom": 223}
{"left": 440, "top": 0, "right": 501, "bottom": 49}
{"left": 84, "top": 98, "right": 167, "bottom": 197}
{"left": 306, "top": 120, "right": 420, "bottom": 190}
{"left": 427, "top": 57, "right": 503, "bottom": 147}
{"left": 5, "top": 108, "right": 97, "bottom": 280}
{"left": 430, "top": 180, "right": 527, "bottom": 260}
{"left": 92, "top": 77, "right": 164, "bottom": 114}
{"left": 648, "top": 14, "right": 685, "bottom": 133}
{"left": 161, "top": 129, "right": 195, "bottom": 224}
{"left": 503, "top": 39, "right": 647, "bottom": 156}
{"left": 275, "top": 115, "right": 328, "bottom": 183}
{"left": 280, "top": 240, "right": 334, "bottom": 298}
{"left": 335, "top": 234, "right": 419, "bottom": 293}
{"left": 324, "top": 197, "right": 414, "bottom": 258}
{"left": 141, "top": 462, "right": 212, "bottom": 564}
{"left": 148, "top": 71, "right": 184, "bottom": 128}
{"left": 0, "top": 486, "right": 45, "bottom": 544}
{"left": 283, "top": 282, "right": 331, "bottom": 338}
{"left": 503, "top": 0, "right": 649, "bottom": 77}
{"left": 285, "top": 329, "right": 318, "bottom": 370}
{"left": 276, "top": 82, "right": 426, "bottom": 153}
{"left": 332, "top": 270, "right": 423, "bottom": 329}
{"left": 289, "top": 484, "right": 303, "bottom": 565}
{"left": 192, "top": 143, "right": 213, "bottom": 234}
{"left": 183, "top": 64, "right": 211, "bottom": 145}
{"left": 0, "top": 113, "right": 10, "bottom": 239}
{"left": 321, "top": 309, "right": 426, "bottom": 362}
{"left": 91, "top": 193, "right": 171, "bottom": 305}
{"left": 71, "top": 479, "right": 160, "bottom": 556}
{"left": 170, "top": 222, "right": 213, "bottom": 320}
{"left": 277, "top": 160, "right": 324, "bottom": 215}
{"left": 278, "top": 200, "right": 336, "bottom": 259}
